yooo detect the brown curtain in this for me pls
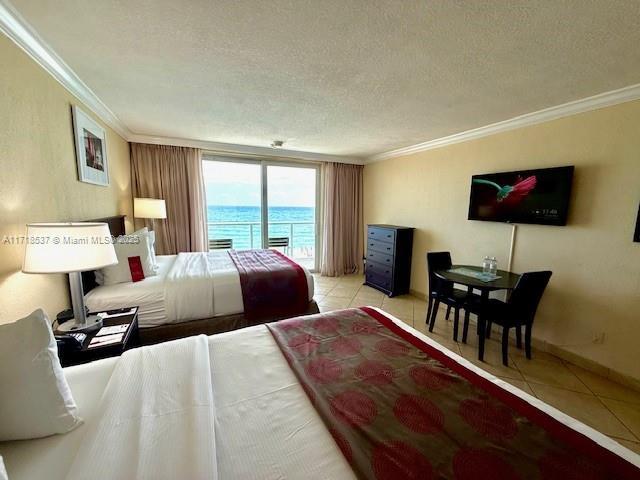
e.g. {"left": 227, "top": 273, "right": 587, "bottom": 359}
{"left": 130, "top": 143, "right": 208, "bottom": 254}
{"left": 320, "top": 162, "right": 364, "bottom": 276}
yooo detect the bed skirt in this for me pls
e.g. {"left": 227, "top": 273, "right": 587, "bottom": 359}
{"left": 139, "top": 300, "right": 320, "bottom": 345}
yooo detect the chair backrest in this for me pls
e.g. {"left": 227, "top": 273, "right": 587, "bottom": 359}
{"left": 268, "top": 237, "right": 289, "bottom": 248}
{"left": 209, "top": 238, "right": 233, "bottom": 250}
{"left": 426, "top": 252, "right": 453, "bottom": 293}
{"left": 509, "top": 271, "right": 552, "bottom": 323}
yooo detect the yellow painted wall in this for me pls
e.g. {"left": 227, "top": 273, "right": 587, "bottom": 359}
{"left": 364, "top": 100, "right": 640, "bottom": 380}
{"left": 0, "top": 34, "right": 132, "bottom": 323}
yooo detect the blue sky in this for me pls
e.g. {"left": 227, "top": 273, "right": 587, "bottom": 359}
{"left": 203, "top": 161, "right": 316, "bottom": 207}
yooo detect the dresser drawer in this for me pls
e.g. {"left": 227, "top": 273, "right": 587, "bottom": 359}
{"left": 366, "top": 260, "right": 393, "bottom": 278}
{"left": 366, "top": 249, "right": 393, "bottom": 266}
{"left": 367, "top": 238, "right": 394, "bottom": 255}
{"left": 365, "top": 270, "right": 393, "bottom": 292}
{"left": 367, "top": 227, "right": 395, "bottom": 244}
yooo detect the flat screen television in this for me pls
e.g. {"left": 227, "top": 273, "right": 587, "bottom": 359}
{"left": 468, "top": 166, "right": 574, "bottom": 226}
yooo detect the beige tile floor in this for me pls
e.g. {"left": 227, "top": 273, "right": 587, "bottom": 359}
{"left": 313, "top": 273, "right": 640, "bottom": 454}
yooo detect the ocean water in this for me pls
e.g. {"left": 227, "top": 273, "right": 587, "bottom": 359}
{"left": 207, "top": 205, "right": 315, "bottom": 250}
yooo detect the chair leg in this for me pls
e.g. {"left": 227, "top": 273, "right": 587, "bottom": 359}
{"left": 428, "top": 299, "right": 440, "bottom": 332}
{"left": 501, "top": 327, "right": 510, "bottom": 366}
{"left": 453, "top": 308, "right": 460, "bottom": 342}
{"left": 516, "top": 325, "right": 522, "bottom": 349}
{"left": 445, "top": 305, "right": 451, "bottom": 321}
{"left": 525, "top": 324, "right": 532, "bottom": 359}
{"left": 486, "top": 320, "right": 493, "bottom": 339}
{"left": 425, "top": 297, "right": 433, "bottom": 325}
{"left": 462, "top": 310, "right": 470, "bottom": 343}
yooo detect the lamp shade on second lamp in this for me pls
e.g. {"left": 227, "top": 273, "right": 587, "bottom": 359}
{"left": 134, "top": 198, "right": 167, "bottom": 219}
{"left": 22, "top": 223, "right": 117, "bottom": 274}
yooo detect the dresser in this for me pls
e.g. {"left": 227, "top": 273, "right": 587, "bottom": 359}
{"left": 364, "top": 224, "right": 414, "bottom": 297}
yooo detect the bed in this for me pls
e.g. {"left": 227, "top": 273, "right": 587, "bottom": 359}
{"left": 81, "top": 216, "right": 318, "bottom": 343}
{"left": 1, "top": 307, "right": 638, "bottom": 480}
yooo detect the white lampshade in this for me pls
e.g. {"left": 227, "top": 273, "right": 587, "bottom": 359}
{"left": 134, "top": 198, "right": 167, "bottom": 219}
{"left": 22, "top": 223, "right": 118, "bottom": 274}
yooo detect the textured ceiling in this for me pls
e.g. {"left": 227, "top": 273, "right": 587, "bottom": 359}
{"left": 9, "top": 0, "right": 640, "bottom": 157}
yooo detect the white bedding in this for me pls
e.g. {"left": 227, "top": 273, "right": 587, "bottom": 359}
{"left": 85, "top": 251, "right": 314, "bottom": 328}
{"left": 66, "top": 336, "right": 217, "bottom": 480}
{"left": 2, "top": 309, "right": 637, "bottom": 480}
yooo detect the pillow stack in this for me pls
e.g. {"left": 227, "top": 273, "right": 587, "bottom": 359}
{"left": 0, "top": 309, "right": 82, "bottom": 441}
{"left": 96, "top": 227, "right": 159, "bottom": 285}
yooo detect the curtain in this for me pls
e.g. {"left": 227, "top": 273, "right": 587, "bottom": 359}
{"left": 130, "top": 143, "right": 208, "bottom": 254}
{"left": 320, "top": 162, "right": 364, "bottom": 276}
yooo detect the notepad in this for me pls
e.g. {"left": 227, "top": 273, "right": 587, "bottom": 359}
{"left": 95, "top": 324, "right": 129, "bottom": 337}
{"left": 88, "top": 333, "right": 123, "bottom": 348}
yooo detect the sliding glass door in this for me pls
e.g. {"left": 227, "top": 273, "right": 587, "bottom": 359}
{"left": 202, "top": 159, "right": 263, "bottom": 251}
{"left": 267, "top": 165, "right": 317, "bottom": 270}
{"left": 202, "top": 156, "right": 320, "bottom": 271}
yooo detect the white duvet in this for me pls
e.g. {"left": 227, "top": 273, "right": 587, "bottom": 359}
{"left": 86, "top": 251, "right": 314, "bottom": 328}
{"left": 65, "top": 336, "right": 217, "bottom": 480}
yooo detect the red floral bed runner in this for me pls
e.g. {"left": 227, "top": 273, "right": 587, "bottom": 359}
{"left": 228, "top": 249, "right": 308, "bottom": 319}
{"left": 267, "top": 307, "right": 639, "bottom": 480}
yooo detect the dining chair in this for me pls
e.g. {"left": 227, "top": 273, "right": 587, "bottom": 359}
{"left": 426, "top": 252, "right": 478, "bottom": 340}
{"left": 461, "top": 271, "right": 552, "bottom": 366}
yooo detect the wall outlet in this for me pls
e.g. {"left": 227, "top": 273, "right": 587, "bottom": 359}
{"left": 592, "top": 332, "right": 606, "bottom": 344}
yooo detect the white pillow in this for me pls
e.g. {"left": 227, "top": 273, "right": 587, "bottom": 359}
{"left": 0, "top": 309, "right": 82, "bottom": 441}
{"left": 99, "top": 233, "right": 157, "bottom": 285}
{"left": 133, "top": 227, "right": 158, "bottom": 267}
{"left": 0, "top": 455, "right": 7, "bottom": 480}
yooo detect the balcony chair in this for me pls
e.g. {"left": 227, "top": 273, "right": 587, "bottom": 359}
{"left": 268, "top": 237, "right": 290, "bottom": 254}
{"left": 209, "top": 238, "right": 233, "bottom": 250}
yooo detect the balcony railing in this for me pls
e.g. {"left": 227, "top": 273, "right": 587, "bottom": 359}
{"left": 207, "top": 221, "right": 316, "bottom": 268}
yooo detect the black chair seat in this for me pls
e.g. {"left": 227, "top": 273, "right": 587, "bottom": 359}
{"left": 465, "top": 297, "right": 513, "bottom": 321}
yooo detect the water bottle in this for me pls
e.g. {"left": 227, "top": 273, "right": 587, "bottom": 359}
{"left": 482, "top": 256, "right": 491, "bottom": 274}
{"left": 489, "top": 257, "right": 498, "bottom": 276}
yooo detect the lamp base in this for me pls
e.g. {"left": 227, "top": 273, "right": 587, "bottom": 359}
{"left": 56, "top": 314, "right": 104, "bottom": 334}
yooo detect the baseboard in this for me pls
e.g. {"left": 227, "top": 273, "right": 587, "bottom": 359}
{"left": 421, "top": 301, "right": 640, "bottom": 393}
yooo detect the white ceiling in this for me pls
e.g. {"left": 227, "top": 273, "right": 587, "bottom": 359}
{"left": 8, "top": 0, "right": 640, "bottom": 158}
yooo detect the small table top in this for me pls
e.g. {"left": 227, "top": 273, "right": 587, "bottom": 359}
{"left": 434, "top": 265, "right": 520, "bottom": 291}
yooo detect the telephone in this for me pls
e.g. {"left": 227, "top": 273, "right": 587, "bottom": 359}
{"left": 55, "top": 333, "right": 86, "bottom": 353}
{"left": 56, "top": 307, "right": 89, "bottom": 324}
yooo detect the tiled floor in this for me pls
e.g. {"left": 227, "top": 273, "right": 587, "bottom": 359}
{"left": 312, "top": 273, "right": 640, "bottom": 454}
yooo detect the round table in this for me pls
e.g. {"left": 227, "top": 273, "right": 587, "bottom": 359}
{"left": 434, "top": 265, "right": 520, "bottom": 361}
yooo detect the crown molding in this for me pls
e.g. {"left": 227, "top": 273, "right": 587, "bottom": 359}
{"left": 0, "top": 0, "right": 131, "bottom": 139}
{"left": 368, "top": 83, "right": 640, "bottom": 163}
{"left": 128, "top": 134, "right": 365, "bottom": 165}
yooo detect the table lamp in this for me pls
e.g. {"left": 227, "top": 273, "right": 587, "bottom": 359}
{"left": 22, "top": 222, "right": 118, "bottom": 333}
{"left": 134, "top": 197, "right": 166, "bottom": 230}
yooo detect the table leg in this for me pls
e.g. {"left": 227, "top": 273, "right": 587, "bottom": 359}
{"left": 478, "top": 290, "right": 489, "bottom": 362}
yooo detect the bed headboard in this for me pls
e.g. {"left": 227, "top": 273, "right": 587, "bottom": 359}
{"left": 81, "top": 215, "right": 126, "bottom": 295}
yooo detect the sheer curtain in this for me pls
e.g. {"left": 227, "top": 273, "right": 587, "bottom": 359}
{"left": 320, "top": 162, "right": 364, "bottom": 276}
{"left": 130, "top": 143, "right": 208, "bottom": 254}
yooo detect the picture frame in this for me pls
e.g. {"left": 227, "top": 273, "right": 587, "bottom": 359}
{"left": 72, "top": 105, "right": 109, "bottom": 186}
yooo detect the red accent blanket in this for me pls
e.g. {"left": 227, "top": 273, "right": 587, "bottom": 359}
{"left": 267, "top": 307, "right": 639, "bottom": 480}
{"left": 228, "top": 249, "right": 309, "bottom": 319}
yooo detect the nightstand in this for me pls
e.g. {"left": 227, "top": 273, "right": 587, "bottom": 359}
{"left": 55, "top": 307, "right": 141, "bottom": 367}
